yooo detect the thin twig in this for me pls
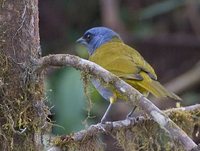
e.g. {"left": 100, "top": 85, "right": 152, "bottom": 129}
{"left": 62, "top": 116, "right": 145, "bottom": 142}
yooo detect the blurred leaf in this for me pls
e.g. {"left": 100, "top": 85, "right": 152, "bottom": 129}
{"left": 132, "top": 22, "right": 155, "bottom": 38}
{"left": 182, "top": 91, "right": 200, "bottom": 105}
{"left": 46, "top": 68, "right": 86, "bottom": 135}
{"left": 140, "top": 0, "right": 185, "bottom": 20}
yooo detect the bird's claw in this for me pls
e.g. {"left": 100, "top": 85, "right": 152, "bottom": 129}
{"left": 100, "top": 118, "right": 107, "bottom": 124}
{"left": 126, "top": 112, "right": 133, "bottom": 119}
{"left": 96, "top": 123, "right": 106, "bottom": 132}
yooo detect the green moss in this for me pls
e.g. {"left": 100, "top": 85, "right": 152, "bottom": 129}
{"left": 52, "top": 108, "right": 200, "bottom": 151}
{"left": 81, "top": 71, "right": 94, "bottom": 122}
{"left": 0, "top": 52, "right": 49, "bottom": 150}
{"left": 54, "top": 135, "right": 104, "bottom": 151}
{"left": 0, "top": 0, "right": 6, "bottom": 8}
{"left": 115, "top": 109, "right": 200, "bottom": 151}
{"left": 116, "top": 120, "right": 181, "bottom": 151}
{"left": 169, "top": 109, "right": 200, "bottom": 136}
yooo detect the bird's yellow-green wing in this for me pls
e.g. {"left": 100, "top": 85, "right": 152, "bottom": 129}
{"left": 89, "top": 41, "right": 181, "bottom": 100}
{"left": 89, "top": 41, "right": 157, "bottom": 80}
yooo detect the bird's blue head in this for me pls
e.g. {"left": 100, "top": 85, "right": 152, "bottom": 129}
{"left": 76, "top": 27, "right": 121, "bottom": 55}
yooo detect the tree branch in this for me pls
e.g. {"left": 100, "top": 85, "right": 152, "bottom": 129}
{"left": 37, "top": 54, "right": 198, "bottom": 151}
{"left": 165, "top": 104, "right": 200, "bottom": 113}
{"left": 165, "top": 61, "right": 200, "bottom": 94}
{"left": 47, "top": 104, "right": 200, "bottom": 151}
{"left": 62, "top": 104, "right": 200, "bottom": 141}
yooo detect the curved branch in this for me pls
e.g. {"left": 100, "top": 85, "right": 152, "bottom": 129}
{"left": 61, "top": 116, "right": 145, "bottom": 143}
{"left": 37, "top": 54, "right": 197, "bottom": 151}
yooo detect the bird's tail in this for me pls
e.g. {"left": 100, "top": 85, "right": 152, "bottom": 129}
{"left": 137, "top": 79, "right": 181, "bottom": 101}
{"left": 149, "top": 80, "right": 181, "bottom": 100}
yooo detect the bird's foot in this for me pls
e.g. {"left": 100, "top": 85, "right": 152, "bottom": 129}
{"left": 126, "top": 106, "right": 137, "bottom": 119}
{"left": 100, "top": 117, "right": 109, "bottom": 124}
{"left": 126, "top": 111, "right": 133, "bottom": 119}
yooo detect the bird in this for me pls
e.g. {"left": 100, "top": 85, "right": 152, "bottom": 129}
{"left": 76, "top": 27, "right": 181, "bottom": 123}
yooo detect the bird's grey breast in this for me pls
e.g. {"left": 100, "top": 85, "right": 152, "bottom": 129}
{"left": 91, "top": 78, "right": 113, "bottom": 101}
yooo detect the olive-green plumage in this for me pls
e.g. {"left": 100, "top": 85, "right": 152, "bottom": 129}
{"left": 89, "top": 40, "right": 181, "bottom": 100}
{"left": 77, "top": 27, "right": 181, "bottom": 123}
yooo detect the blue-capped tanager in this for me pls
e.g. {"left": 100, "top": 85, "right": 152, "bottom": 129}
{"left": 76, "top": 27, "right": 181, "bottom": 123}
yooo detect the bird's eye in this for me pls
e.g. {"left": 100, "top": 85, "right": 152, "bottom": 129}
{"left": 84, "top": 33, "right": 92, "bottom": 43}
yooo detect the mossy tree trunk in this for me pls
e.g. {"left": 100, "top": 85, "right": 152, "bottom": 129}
{"left": 0, "top": 0, "right": 47, "bottom": 150}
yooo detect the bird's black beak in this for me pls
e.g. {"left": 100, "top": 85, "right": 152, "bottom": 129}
{"left": 76, "top": 37, "right": 87, "bottom": 45}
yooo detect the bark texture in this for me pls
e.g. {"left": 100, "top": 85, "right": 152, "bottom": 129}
{"left": 0, "top": 0, "right": 47, "bottom": 150}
